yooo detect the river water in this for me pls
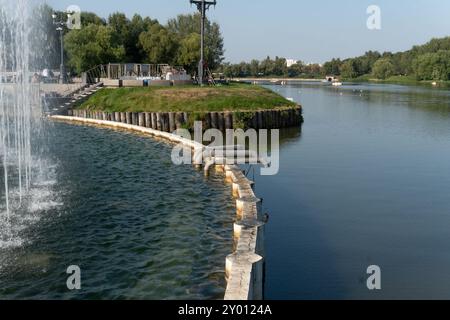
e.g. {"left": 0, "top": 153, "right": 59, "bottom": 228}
{"left": 1, "top": 82, "right": 449, "bottom": 300}
{"left": 0, "top": 122, "right": 234, "bottom": 299}
{"left": 257, "top": 82, "right": 450, "bottom": 299}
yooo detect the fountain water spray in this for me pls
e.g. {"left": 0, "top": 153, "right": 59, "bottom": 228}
{"left": 0, "top": 0, "right": 45, "bottom": 240}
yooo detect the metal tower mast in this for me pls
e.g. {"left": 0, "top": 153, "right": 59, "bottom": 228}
{"left": 190, "top": 0, "right": 216, "bottom": 86}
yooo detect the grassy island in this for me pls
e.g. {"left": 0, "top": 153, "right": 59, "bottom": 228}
{"left": 76, "top": 83, "right": 296, "bottom": 113}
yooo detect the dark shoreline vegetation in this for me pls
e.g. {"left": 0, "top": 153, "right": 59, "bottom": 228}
{"left": 38, "top": 5, "right": 449, "bottom": 87}
{"left": 219, "top": 37, "right": 450, "bottom": 84}
{"left": 36, "top": 5, "right": 224, "bottom": 75}
{"left": 76, "top": 84, "right": 297, "bottom": 113}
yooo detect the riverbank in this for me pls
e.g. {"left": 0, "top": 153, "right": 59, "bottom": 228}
{"left": 343, "top": 75, "right": 450, "bottom": 87}
{"left": 231, "top": 76, "right": 450, "bottom": 87}
{"left": 232, "top": 77, "right": 322, "bottom": 83}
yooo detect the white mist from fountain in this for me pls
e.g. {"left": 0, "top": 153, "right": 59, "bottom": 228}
{"left": 0, "top": 0, "right": 59, "bottom": 249}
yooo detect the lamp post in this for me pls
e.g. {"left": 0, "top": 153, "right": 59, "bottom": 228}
{"left": 190, "top": 0, "right": 216, "bottom": 86}
{"left": 52, "top": 12, "right": 71, "bottom": 84}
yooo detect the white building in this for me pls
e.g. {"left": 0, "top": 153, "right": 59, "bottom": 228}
{"left": 286, "top": 59, "right": 298, "bottom": 67}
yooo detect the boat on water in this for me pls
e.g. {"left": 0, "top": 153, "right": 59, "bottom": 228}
{"left": 323, "top": 75, "right": 343, "bottom": 86}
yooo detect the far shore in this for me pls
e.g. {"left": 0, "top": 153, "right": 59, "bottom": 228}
{"left": 232, "top": 76, "right": 450, "bottom": 87}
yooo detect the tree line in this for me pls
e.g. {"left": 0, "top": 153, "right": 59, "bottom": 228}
{"left": 217, "top": 57, "right": 323, "bottom": 79}
{"left": 219, "top": 37, "right": 450, "bottom": 81}
{"left": 38, "top": 5, "right": 224, "bottom": 75}
{"left": 35, "top": 4, "right": 450, "bottom": 82}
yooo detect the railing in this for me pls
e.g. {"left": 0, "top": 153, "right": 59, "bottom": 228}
{"left": 82, "top": 65, "right": 108, "bottom": 84}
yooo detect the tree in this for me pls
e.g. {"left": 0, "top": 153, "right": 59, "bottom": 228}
{"left": 249, "top": 59, "right": 260, "bottom": 76}
{"left": 273, "top": 56, "right": 288, "bottom": 76}
{"left": 323, "top": 58, "right": 342, "bottom": 75}
{"left": 64, "top": 24, "right": 125, "bottom": 73}
{"left": 139, "top": 24, "right": 178, "bottom": 64}
{"left": 287, "top": 63, "right": 303, "bottom": 77}
{"left": 176, "top": 33, "right": 200, "bottom": 72}
{"left": 128, "top": 15, "right": 159, "bottom": 62}
{"left": 413, "top": 51, "right": 450, "bottom": 81}
{"left": 108, "top": 12, "right": 130, "bottom": 46}
{"left": 340, "top": 60, "right": 358, "bottom": 79}
{"left": 167, "top": 14, "right": 224, "bottom": 70}
{"left": 81, "top": 12, "right": 106, "bottom": 26}
{"left": 372, "top": 58, "right": 395, "bottom": 79}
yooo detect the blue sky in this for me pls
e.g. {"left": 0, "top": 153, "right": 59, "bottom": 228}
{"left": 45, "top": 0, "right": 450, "bottom": 63}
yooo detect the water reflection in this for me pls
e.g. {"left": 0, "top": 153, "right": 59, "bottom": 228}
{"left": 0, "top": 122, "right": 234, "bottom": 300}
{"left": 260, "top": 83, "right": 450, "bottom": 299}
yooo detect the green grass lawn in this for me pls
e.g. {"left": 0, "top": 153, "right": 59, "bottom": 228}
{"left": 77, "top": 83, "right": 297, "bottom": 112}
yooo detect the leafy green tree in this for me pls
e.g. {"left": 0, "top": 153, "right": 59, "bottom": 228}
{"left": 287, "top": 63, "right": 303, "bottom": 77}
{"left": 323, "top": 58, "right": 342, "bottom": 75}
{"left": 303, "top": 63, "right": 322, "bottom": 78}
{"left": 64, "top": 24, "right": 125, "bottom": 73}
{"left": 176, "top": 33, "right": 200, "bottom": 72}
{"left": 372, "top": 58, "right": 395, "bottom": 79}
{"left": 108, "top": 12, "right": 130, "bottom": 45}
{"left": 139, "top": 24, "right": 178, "bottom": 64}
{"left": 81, "top": 12, "right": 106, "bottom": 26}
{"left": 273, "top": 57, "right": 288, "bottom": 76}
{"left": 167, "top": 14, "right": 224, "bottom": 70}
{"left": 260, "top": 56, "right": 274, "bottom": 76}
{"left": 340, "top": 60, "right": 358, "bottom": 79}
{"left": 413, "top": 51, "right": 450, "bottom": 81}
{"left": 249, "top": 59, "right": 260, "bottom": 76}
{"left": 128, "top": 15, "right": 159, "bottom": 62}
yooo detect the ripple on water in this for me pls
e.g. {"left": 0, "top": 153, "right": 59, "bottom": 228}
{"left": 0, "top": 122, "right": 234, "bottom": 300}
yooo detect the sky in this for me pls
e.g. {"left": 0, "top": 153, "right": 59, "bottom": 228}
{"left": 44, "top": 0, "right": 450, "bottom": 64}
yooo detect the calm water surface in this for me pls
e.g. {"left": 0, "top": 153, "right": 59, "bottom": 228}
{"left": 0, "top": 122, "right": 234, "bottom": 299}
{"left": 2, "top": 82, "right": 449, "bottom": 300}
{"left": 258, "top": 83, "right": 450, "bottom": 299}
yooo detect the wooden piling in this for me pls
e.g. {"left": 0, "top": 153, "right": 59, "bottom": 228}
{"left": 211, "top": 112, "right": 218, "bottom": 129}
{"left": 163, "top": 113, "right": 170, "bottom": 132}
{"left": 257, "top": 112, "right": 263, "bottom": 130}
{"left": 218, "top": 113, "right": 225, "bottom": 131}
{"left": 169, "top": 112, "right": 176, "bottom": 132}
{"left": 175, "top": 112, "right": 184, "bottom": 130}
{"left": 275, "top": 110, "right": 280, "bottom": 128}
{"left": 151, "top": 113, "right": 157, "bottom": 130}
{"left": 138, "top": 113, "right": 145, "bottom": 127}
{"left": 224, "top": 112, "right": 233, "bottom": 129}
{"left": 144, "top": 113, "right": 151, "bottom": 128}
{"left": 204, "top": 113, "right": 211, "bottom": 130}
{"left": 156, "top": 113, "right": 162, "bottom": 131}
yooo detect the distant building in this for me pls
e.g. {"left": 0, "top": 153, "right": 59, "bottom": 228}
{"left": 286, "top": 59, "right": 298, "bottom": 67}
